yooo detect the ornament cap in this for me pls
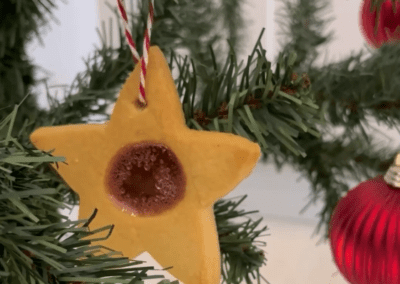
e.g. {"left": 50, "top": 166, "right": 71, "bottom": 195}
{"left": 383, "top": 152, "right": 400, "bottom": 187}
{"left": 395, "top": 153, "right": 400, "bottom": 166}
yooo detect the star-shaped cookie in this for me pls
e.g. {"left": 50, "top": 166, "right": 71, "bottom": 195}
{"left": 30, "top": 46, "right": 261, "bottom": 284}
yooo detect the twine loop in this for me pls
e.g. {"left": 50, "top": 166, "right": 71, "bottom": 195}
{"left": 117, "top": 0, "right": 155, "bottom": 108}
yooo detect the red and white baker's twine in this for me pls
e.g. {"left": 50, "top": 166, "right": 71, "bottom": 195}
{"left": 117, "top": 0, "right": 154, "bottom": 107}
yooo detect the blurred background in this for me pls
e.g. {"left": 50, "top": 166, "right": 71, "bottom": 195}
{"left": 27, "top": 0, "right": 399, "bottom": 283}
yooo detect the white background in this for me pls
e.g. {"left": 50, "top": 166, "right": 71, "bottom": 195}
{"left": 27, "top": 0, "right": 400, "bottom": 283}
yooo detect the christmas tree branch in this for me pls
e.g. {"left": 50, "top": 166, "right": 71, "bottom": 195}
{"left": 272, "top": 0, "right": 400, "bottom": 245}
{"left": 168, "top": 30, "right": 322, "bottom": 160}
{"left": 308, "top": 44, "right": 400, "bottom": 128}
{"left": 28, "top": 0, "right": 323, "bottom": 161}
{"left": 112, "top": 0, "right": 246, "bottom": 69}
{"left": 215, "top": 195, "right": 270, "bottom": 284}
{"left": 297, "top": 44, "right": 400, "bottom": 242}
{"left": 274, "top": 0, "right": 335, "bottom": 70}
{"left": 2, "top": 104, "right": 272, "bottom": 283}
{"left": 1, "top": 104, "right": 185, "bottom": 284}
{"left": 16, "top": 1, "right": 324, "bottom": 283}
{"left": 295, "top": 131, "right": 399, "bottom": 244}
{"left": 2, "top": 0, "right": 341, "bottom": 283}
{"left": 21, "top": 3, "right": 325, "bottom": 281}
{"left": 0, "top": 0, "right": 63, "bottom": 138}
{"left": 36, "top": 27, "right": 323, "bottom": 158}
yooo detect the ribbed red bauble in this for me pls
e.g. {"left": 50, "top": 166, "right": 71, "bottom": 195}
{"left": 360, "top": 0, "right": 400, "bottom": 48}
{"left": 329, "top": 154, "right": 400, "bottom": 284}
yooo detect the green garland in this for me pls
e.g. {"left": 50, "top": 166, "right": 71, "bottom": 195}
{"left": 0, "top": 15, "right": 322, "bottom": 282}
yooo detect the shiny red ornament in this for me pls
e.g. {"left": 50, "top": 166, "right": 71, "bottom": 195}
{"left": 359, "top": 0, "right": 400, "bottom": 48}
{"left": 329, "top": 175, "right": 400, "bottom": 284}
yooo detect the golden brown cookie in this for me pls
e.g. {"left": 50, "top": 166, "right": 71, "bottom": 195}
{"left": 30, "top": 46, "right": 261, "bottom": 284}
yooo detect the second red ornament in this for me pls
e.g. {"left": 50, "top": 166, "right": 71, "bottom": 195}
{"left": 359, "top": 0, "right": 400, "bottom": 48}
{"left": 329, "top": 153, "right": 400, "bottom": 284}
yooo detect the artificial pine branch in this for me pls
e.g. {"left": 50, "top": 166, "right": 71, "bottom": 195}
{"left": 274, "top": 0, "right": 400, "bottom": 245}
{"left": 12, "top": 0, "right": 400, "bottom": 282}
{"left": 215, "top": 196, "right": 270, "bottom": 284}
{"left": 0, "top": 104, "right": 181, "bottom": 284}
{"left": 174, "top": 33, "right": 321, "bottom": 159}
{"left": 295, "top": 132, "right": 398, "bottom": 244}
{"left": 29, "top": 4, "right": 324, "bottom": 161}
{"left": 115, "top": 0, "right": 245, "bottom": 69}
{"left": 1, "top": 103, "right": 272, "bottom": 283}
{"left": 309, "top": 44, "right": 400, "bottom": 128}
{"left": 2, "top": 1, "right": 325, "bottom": 282}
{"left": 0, "top": 0, "right": 63, "bottom": 138}
{"left": 274, "top": 0, "right": 335, "bottom": 70}
{"left": 217, "top": 0, "right": 248, "bottom": 57}
{"left": 29, "top": 31, "right": 320, "bottom": 284}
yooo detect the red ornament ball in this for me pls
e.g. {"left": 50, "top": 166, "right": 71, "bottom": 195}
{"left": 329, "top": 175, "right": 400, "bottom": 284}
{"left": 360, "top": 0, "right": 400, "bottom": 48}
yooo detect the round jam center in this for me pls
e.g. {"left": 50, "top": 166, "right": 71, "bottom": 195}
{"left": 104, "top": 141, "right": 186, "bottom": 216}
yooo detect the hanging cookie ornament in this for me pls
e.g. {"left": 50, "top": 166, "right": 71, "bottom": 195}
{"left": 29, "top": 1, "right": 261, "bottom": 284}
{"left": 359, "top": 0, "right": 400, "bottom": 48}
{"left": 329, "top": 153, "right": 400, "bottom": 284}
